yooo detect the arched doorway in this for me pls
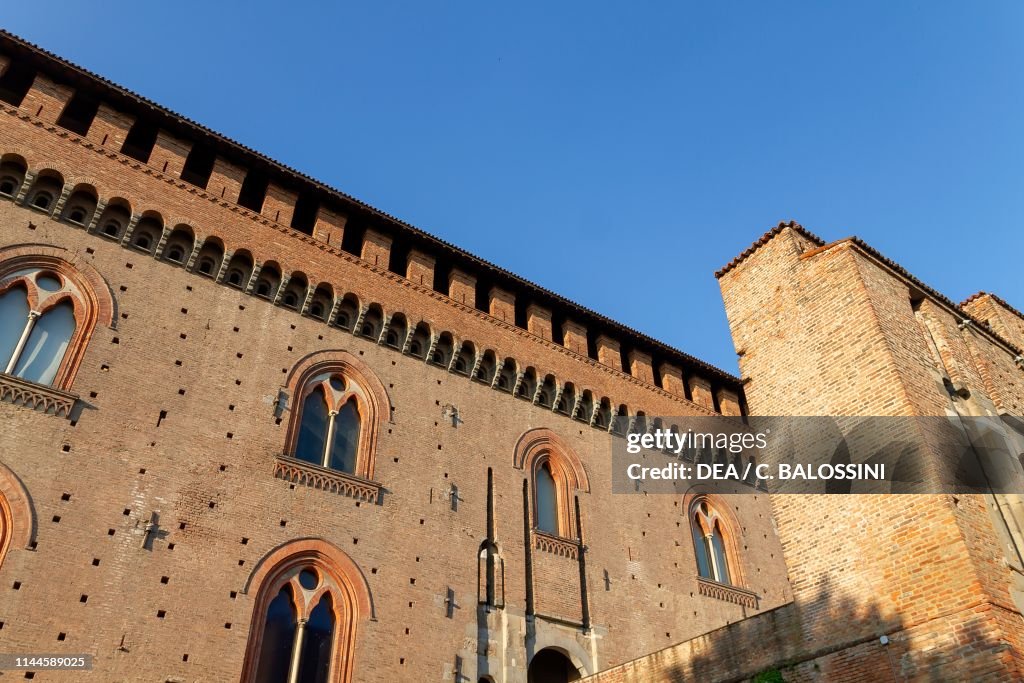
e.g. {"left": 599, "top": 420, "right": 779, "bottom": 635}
{"left": 527, "top": 648, "right": 581, "bottom": 683}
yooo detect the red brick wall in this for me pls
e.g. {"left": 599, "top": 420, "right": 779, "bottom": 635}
{"left": 0, "top": 97, "right": 789, "bottom": 682}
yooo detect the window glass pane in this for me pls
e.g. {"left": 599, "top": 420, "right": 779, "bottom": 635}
{"left": 0, "top": 287, "right": 29, "bottom": 369}
{"left": 14, "top": 301, "right": 75, "bottom": 385}
{"left": 298, "top": 593, "right": 335, "bottom": 683}
{"left": 329, "top": 398, "right": 360, "bottom": 473}
{"left": 254, "top": 587, "right": 296, "bottom": 683}
{"left": 691, "top": 516, "right": 712, "bottom": 579}
{"left": 711, "top": 523, "right": 731, "bottom": 585}
{"left": 535, "top": 464, "right": 558, "bottom": 534}
{"left": 295, "top": 387, "right": 329, "bottom": 465}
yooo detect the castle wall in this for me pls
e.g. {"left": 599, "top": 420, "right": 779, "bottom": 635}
{"left": 0, "top": 57, "right": 791, "bottom": 683}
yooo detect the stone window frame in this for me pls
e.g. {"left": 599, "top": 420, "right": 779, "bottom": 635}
{"left": 240, "top": 538, "right": 373, "bottom": 683}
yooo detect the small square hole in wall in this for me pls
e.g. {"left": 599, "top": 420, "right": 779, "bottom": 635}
{"left": 167, "top": 543, "right": 175, "bottom": 551}
{"left": 24, "top": 671, "right": 34, "bottom": 679}
{"left": 89, "top": 391, "right": 97, "bottom": 398}
{"left": 80, "top": 594, "right": 88, "bottom": 603}
{"left": 219, "top": 465, "right": 227, "bottom": 472}
{"left": 123, "top": 508, "right": 130, "bottom": 516}
{"left": 182, "top": 654, "right": 189, "bottom": 662}
{"left": 174, "top": 359, "right": 182, "bottom": 366}
{"left": 61, "top": 492, "right": 71, "bottom": 501}
{"left": 125, "top": 263, "right": 133, "bottom": 270}
{"left": 57, "top": 632, "right": 66, "bottom": 641}
{"left": 186, "top": 285, "right": 193, "bottom": 292}
{"left": 228, "top": 404, "right": 235, "bottom": 411}
{"left": 236, "top": 352, "right": 243, "bottom": 359}
{"left": 237, "top": 559, "right": 244, "bottom": 567}
{"left": 62, "top": 444, "right": 71, "bottom": 452}
{"left": 224, "top": 623, "right": 232, "bottom": 629}
{"left": 393, "top": 457, "right": 399, "bottom": 463}
{"left": 179, "top": 333, "right": 187, "bottom": 340}
{"left": 119, "top": 285, "right": 127, "bottom": 292}
{"left": 52, "top": 515, "right": 61, "bottom": 523}
{"left": 179, "top": 522, "right": 186, "bottom": 530}
{"left": 287, "top": 346, "right": 293, "bottom": 352}
{"left": 235, "top": 379, "right": 242, "bottom": 385}
{"left": 230, "top": 591, "right": 237, "bottom": 599}
{"left": 317, "top": 335, "right": 323, "bottom": 341}
{"left": 160, "top": 576, "right": 169, "bottom": 584}
{"left": 101, "top": 364, "right": 109, "bottom": 371}
{"left": 226, "top": 433, "right": 233, "bottom": 439}
{"left": 238, "top": 304, "right": 245, "bottom": 311}
{"left": 233, "top": 327, "right": 239, "bottom": 332}
{"left": 208, "top": 501, "right": 215, "bottom": 509}
{"left": 178, "top": 389, "right": 185, "bottom": 395}
{"left": 290, "top": 324, "right": 295, "bottom": 330}
{"left": 280, "top": 520, "right": 287, "bottom": 527}
{"left": 241, "top": 537, "right": 249, "bottom": 545}
{"left": 121, "top": 312, "right": 128, "bottom": 320}
{"left": 12, "top": 581, "right": 21, "bottom": 590}
{"left": 92, "top": 558, "right": 100, "bottom": 566}
{"left": 157, "top": 610, "right": 166, "bottom": 619}
{"left": 139, "top": 468, "right": 146, "bottom": 474}
{"left": 86, "top": 247, "right": 95, "bottom": 254}
{"left": 181, "top": 308, "right": 188, "bottom": 314}
{"left": 107, "top": 529, "right": 115, "bottom": 536}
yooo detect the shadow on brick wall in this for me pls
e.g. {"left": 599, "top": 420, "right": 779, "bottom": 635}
{"left": 590, "top": 574, "right": 1010, "bottom": 682}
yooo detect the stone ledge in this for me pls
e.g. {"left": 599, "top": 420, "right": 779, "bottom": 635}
{"left": 0, "top": 373, "right": 77, "bottom": 418}
{"left": 697, "top": 576, "right": 758, "bottom": 609}
{"left": 532, "top": 529, "right": 581, "bottom": 560}
{"left": 274, "top": 455, "right": 382, "bottom": 503}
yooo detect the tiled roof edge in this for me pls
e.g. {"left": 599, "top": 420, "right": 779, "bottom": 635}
{"left": 961, "top": 291, "right": 1024, "bottom": 324}
{"left": 714, "top": 220, "right": 825, "bottom": 278}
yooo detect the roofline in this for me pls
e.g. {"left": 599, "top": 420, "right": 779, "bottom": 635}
{"left": 0, "top": 29, "right": 743, "bottom": 387}
{"left": 962, "top": 291, "right": 1024, "bottom": 324}
{"left": 714, "top": 220, "right": 825, "bottom": 278}
{"left": 716, "top": 221, "right": 1022, "bottom": 357}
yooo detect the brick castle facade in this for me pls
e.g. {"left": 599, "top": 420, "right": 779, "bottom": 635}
{"left": 0, "top": 31, "right": 1022, "bottom": 682}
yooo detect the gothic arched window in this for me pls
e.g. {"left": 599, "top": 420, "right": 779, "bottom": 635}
{"left": 535, "top": 462, "right": 559, "bottom": 534}
{"left": 242, "top": 540, "right": 372, "bottom": 683}
{"left": 294, "top": 375, "right": 363, "bottom": 474}
{"left": 515, "top": 428, "right": 590, "bottom": 545}
{"left": 283, "top": 351, "right": 390, "bottom": 485}
{"left": 1, "top": 270, "right": 80, "bottom": 386}
{"left": 690, "top": 498, "right": 733, "bottom": 585}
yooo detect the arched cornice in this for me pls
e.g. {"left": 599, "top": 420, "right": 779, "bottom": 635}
{"left": 513, "top": 427, "right": 590, "bottom": 494}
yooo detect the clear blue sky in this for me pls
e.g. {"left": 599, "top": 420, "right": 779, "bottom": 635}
{"left": 5, "top": 2, "right": 1022, "bottom": 373}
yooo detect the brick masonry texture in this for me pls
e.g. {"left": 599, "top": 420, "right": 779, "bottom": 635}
{"left": 0, "top": 37, "right": 788, "bottom": 683}
{"left": 2, "top": 34, "right": 1024, "bottom": 683}
{"left": 587, "top": 227, "right": 1024, "bottom": 682}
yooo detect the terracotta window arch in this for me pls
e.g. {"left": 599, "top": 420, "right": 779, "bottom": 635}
{"left": 514, "top": 428, "right": 590, "bottom": 544}
{"left": 283, "top": 351, "right": 389, "bottom": 483}
{"left": 242, "top": 540, "right": 372, "bottom": 683}
{"left": 690, "top": 497, "right": 736, "bottom": 585}
{"left": 0, "top": 249, "right": 112, "bottom": 395}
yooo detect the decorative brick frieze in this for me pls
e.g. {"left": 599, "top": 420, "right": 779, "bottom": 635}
{"left": 273, "top": 455, "right": 382, "bottom": 504}
{"left": 0, "top": 373, "right": 77, "bottom": 418}
{"left": 696, "top": 577, "right": 757, "bottom": 609}
{"left": 532, "top": 529, "right": 581, "bottom": 560}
